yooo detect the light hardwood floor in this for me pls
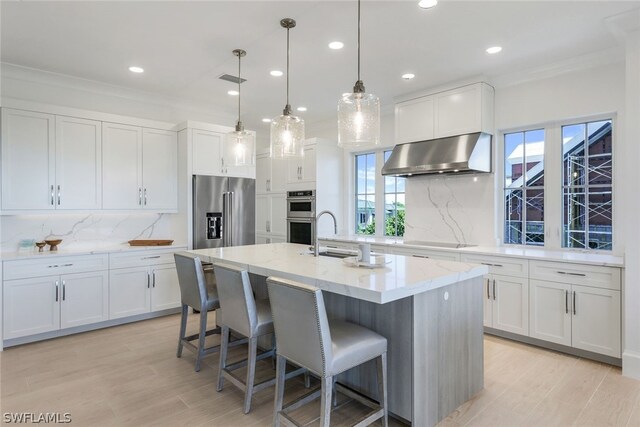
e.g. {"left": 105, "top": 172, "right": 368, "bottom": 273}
{"left": 1, "top": 313, "right": 639, "bottom": 427}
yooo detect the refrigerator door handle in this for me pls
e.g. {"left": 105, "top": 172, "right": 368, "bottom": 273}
{"left": 228, "top": 192, "right": 233, "bottom": 247}
{"left": 222, "top": 191, "right": 228, "bottom": 246}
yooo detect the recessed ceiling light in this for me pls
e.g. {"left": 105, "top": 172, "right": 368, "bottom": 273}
{"left": 328, "top": 41, "right": 344, "bottom": 50}
{"left": 262, "top": 118, "right": 272, "bottom": 123}
{"left": 227, "top": 90, "right": 239, "bottom": 96}
{"left": 486, "top": 46, "right": 503, "bottom": 54}
{"left": 418, "top": 0, "right": 438, "bottom": 9}
{"left": 128, "top": 66, "right": 144, "bottom": 73}
{"left": 270, "top": 70, "right": 283, "bottom": 77}
{"left": 297, "top": 107, "right": 307, "bottom": 112}
{"left": 402, "top": 73, "right": 415, "bottom": 80}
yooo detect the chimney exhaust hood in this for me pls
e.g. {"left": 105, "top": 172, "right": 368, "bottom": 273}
{"left": 381, "top": 132, "right": 492, "bottom": 177}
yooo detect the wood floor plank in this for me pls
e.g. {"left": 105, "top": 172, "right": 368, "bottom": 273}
{"left": 2, "top": 313, "right": 640, "bottom": 427}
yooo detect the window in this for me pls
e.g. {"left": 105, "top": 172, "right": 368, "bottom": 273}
{"left": 504, "top": 129, "right": 545, "bottom": 246}
{"left": 355, "top": 152, "right": 376, "bottom": 234}
{"left": 384, "top": 150, "right": 405, "bottom": 237}
{"left": 562, "top": 120, "right": 613, "bottom": 250}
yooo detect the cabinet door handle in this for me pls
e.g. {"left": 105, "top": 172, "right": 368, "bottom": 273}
{"left": 573, "top": 291, "right": 577, "bottom": 315}
{"left": 55, "top": 281, "right": 59, "bottom": 302}
{"left": 486, "top": 279, "right": 491, "bottom": 300}
{"left": 139, "top": 188, "right": 143, "bottom": 205}
{"left": 144, "top": 188, "right": 148, "bottom": 206}
{"left": 492, "top": 279, "right": 496, "bottom": 300}
{"left": 266, "top": 220, "right": 270, "bottom": 233}
{"left": 565, "top": 290, "right": 569, "bottom": 314}
{"left": 147, "top": 272, "right": 150, "bottom": 289}
{"left": 62, "top": 280, "right": 66, "bottom": 301}
{"left": 51, "top": 185, "right": 55, "bottom": 205}
{"left": 142, "top": 255, "right": 161, "bottom": 260}
{"left": 57, "top": 185, "right": 61, "bottom": 206}
{"left": 152, "top": 271, "right": 156, "bottom": 288}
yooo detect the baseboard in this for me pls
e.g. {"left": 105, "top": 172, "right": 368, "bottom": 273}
{"left": 623, "top": 350, "right": 640, "bottom": 379}
{"left": 484, "top": 327, "right": 622, "bottom": 367}
{"left": 3, "top": 308, "right": 181, "bottom": 348}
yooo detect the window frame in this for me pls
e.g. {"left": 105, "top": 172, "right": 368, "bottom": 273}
{"left": 498, "top": 113, "right": 617, "bottom": 254}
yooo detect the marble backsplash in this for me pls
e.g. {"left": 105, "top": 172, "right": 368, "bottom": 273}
{"left": 0, "top": 213, "right": 186, "bottom": 252}
{"left": 404, "top": 173, "right": 497, "bottom": 246}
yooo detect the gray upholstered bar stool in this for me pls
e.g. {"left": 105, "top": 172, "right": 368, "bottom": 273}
{"left": 174, "top": 253, "right": 222, "bottom": 372}
{"left": 267, "top": 277, "right": 388, "bottom": 427}
{"left": 214, "top": 263, "right": 304, "bottom": 414}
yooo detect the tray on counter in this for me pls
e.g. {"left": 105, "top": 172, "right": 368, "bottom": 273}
{"left": 128, "top": 239, "right": 174, "bottom": 246}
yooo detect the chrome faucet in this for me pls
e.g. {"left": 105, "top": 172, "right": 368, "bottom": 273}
{"left": 314, "top": 210, "right": 338, "bottom": 257}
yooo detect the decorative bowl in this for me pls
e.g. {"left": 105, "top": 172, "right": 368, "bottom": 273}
{"left": 44, "top": 239, "right": 63, "bottom": 251}
{"left": 35, "top": 241, "right": 47, "bottom": 252}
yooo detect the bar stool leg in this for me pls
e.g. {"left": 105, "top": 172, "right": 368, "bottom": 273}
{"left": 243, "top": 337, "right": 258, "bottom": 414}
{"left": 195, "top": 309, "right": 208, "bottom": 372}
{"left": 217, "top": 325, "right": 230, "bottom": 392}
{"left": 176, "top": 304, "right": 188, "bottom": 358}
{"left": 332, "top": 376, "right": 338, "bottom": 406}
{"left": 273, "top": 355, "right": 287, "bottom": 427}
{"left": 377, "top": 352, "right": 388, "bottom": 427}
{"left": 320, "top": 376, "right": 332, "bottom": 427}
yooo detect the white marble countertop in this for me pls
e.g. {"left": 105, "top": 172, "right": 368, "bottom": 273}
{"left": 319, "top": 235, "right": 624, "bottom": 268}
{"left": 189, "top": 243, "right": 488, "bottom": 304}
{"left": 1, "top": 243, "right": 187, "bottom": 262}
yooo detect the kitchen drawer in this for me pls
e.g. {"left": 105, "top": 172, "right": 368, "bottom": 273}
{"left": 3, "top": 254, "right": 109, "bottom": 280}
{"left": 529, "top": 260, "right": 621, "bottom": 290}
{"left": 109, "top": 247, "right": 185, "bottom": 270}
{"left": 460, "top": 254, "right": 528, "bottom": 278}
{"left": 320, "top": 241, "right": 356, "bottom": 251}
{"left": 389, "top": 246, "right": 461, "bottom": 262}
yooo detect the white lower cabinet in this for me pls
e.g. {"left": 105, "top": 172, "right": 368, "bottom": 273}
{"left": 3, "top": 271, "right": 108, "bottom": 339}
{"left": 483, "top": 274, "right": 529, "bottom": 335}
{"left": 109, "top": 261, "right": 180, "bottom": 320}
{"left": 529, "top": 280, "right": 621, "bottom": 357}
{"left": 256, "top": 193, "right": 287, "bottom": 242}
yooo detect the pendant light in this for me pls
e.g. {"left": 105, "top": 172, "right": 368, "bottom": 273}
{"left": 270, "top": 18, "right": 305, "bottom": 158}
{"left": 337, "top": 0, "right": 380, "bottom": 148}
{"left": 226, "top": 49, "right": 254, "bottom": 166}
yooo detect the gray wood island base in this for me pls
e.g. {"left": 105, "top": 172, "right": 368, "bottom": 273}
{"left": 189, "top": 243, "right": 487, "bottom": 426}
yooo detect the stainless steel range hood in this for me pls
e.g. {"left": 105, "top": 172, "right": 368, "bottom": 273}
{"left": 381, "top": 132, "right": 492, "bottom": 177}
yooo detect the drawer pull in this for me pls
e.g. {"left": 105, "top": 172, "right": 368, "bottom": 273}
{"left": 481, "top": 262, "right": 503, "bottom": 268}
{"left": 47, "top": 263, "right": 73, "bottom": 268}
{"left": 557, "top": 271, "right": 586, "bottom": 277}
{"left": 412, "top": 254, "right": 430, "bottom": 258}
{"left": 142, "top": 256, "right": 161, "bottom": 260}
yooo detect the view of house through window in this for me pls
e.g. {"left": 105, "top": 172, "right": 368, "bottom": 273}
{"left": 562, "top": 120, "right": 613, "bottom": 250}
{"left": 504, "top": 129, "right": 545, "bottom": 246}
{"left": 355, "top": 153, "right": 376, "bottom": 234}
{"left": 384, "top": 150, "right": 406, "bottom": 237}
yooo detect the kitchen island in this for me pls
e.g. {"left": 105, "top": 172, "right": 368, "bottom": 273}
{"left": 188, "top": 243, "right": 488, "bottom": 426}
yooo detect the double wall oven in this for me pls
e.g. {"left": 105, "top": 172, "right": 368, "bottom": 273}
{"left": 287, "top": 190, "right": 315, "bottom": 245}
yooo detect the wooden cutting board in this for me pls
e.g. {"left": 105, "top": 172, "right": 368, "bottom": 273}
{"left": 128, "top": 239, "right": 174, "bottom": 246}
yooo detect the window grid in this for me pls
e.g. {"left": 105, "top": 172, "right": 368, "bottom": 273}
{"left": 504, "top": 129, "right": 545, "bottom": 246}
{"left": 383, "top": 150, "right": 405, "bottom": 237}
{"left": 562, "top": 120, "right": 613, "bottom": 250}
{"left": 355, "top": 152, "right": 376, "bottom": 235}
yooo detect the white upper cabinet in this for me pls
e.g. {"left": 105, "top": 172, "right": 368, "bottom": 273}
{"left": 55, "top": 116, "right": 102, "bottom": 209}
{"left": 287, "top": 145, "right": 316, "bottom": 186}
{"left": 256, "top": 154, "right": 271, "bottom": 194}
{"left": 102, "top": 123, "right": 143, "bottom": 209}
{"left": 102, "top": 123, "right": 177, "bottom": 211}
{"left": 394, "top": 82, "right": 494, "bottom": 143}
{"left": 192, "top": 129, "right": 223, "bottom": 176}
{"left": 190, "top": 127, "right": 255, "bottom": 178}
{"left": 142, "top": 128, "right": 178, "bottom": 210}
{"left": 395, "top": 97, "right": 435, "bottom": 144}
{"left": 256, "top": 154, "right": 288, "bottom": 194}
{"left": 1, "top": 109, "right": 103, "bottom": 211}
{"left": 1, "top": 109, "right": 55, "bottom": 210}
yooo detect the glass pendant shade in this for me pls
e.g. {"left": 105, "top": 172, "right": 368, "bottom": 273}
{"left": 338, "top": 92, "right": 380, "bottom": 147}
{"left": 225, "top": 129, "right": 255, "bottom": 166}
{"left": 270, "top": 113, "right": 305, "bottom": 158}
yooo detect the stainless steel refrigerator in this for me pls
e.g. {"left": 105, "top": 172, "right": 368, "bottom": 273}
{"left": 192, "top": 175, "right": 255, "bottom": 249}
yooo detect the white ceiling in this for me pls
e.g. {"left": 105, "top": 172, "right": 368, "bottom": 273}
{"left": 2, "top": 1, "right": 638, "bottom": 131}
